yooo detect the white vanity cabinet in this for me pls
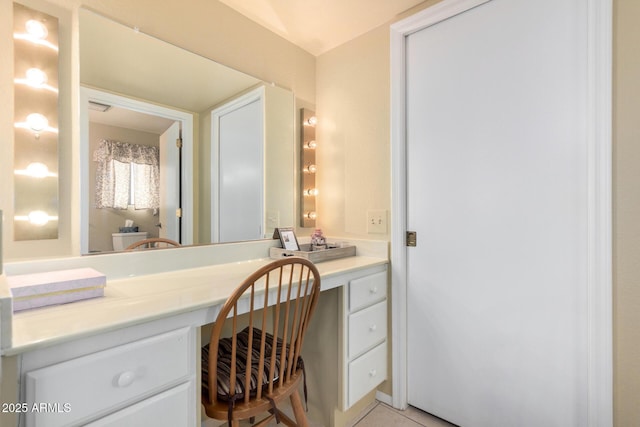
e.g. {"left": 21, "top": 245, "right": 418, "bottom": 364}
{"left": 20, "top": 327, "right": 197, "bottom": 427}
{"left": 340, "top": 269, "right": 388, "bottom": 410}
{"left": 2, "top": 249, "right": 389, "bottom": 427}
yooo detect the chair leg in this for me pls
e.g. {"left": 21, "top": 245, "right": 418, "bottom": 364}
{"left": 290, "top": 391, "right": 310, "bottom": 427}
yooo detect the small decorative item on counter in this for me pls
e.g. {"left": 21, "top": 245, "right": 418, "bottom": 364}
{"left": 8, "top": 268, "right": 106, "bottom": 312}
{"left": 310, "top": 228, "right": 326, "bottom": 251}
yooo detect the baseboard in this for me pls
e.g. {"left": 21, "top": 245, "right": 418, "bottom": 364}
{"left": 375, "top": 390, "right": 393, "bottom": 407}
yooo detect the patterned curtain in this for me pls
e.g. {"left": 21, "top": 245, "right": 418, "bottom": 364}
{"left": 94, "top": 139, "right": 160, "bottom": 209}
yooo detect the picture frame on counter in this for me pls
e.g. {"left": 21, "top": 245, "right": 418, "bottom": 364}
{"left": 274, "top": 227, "right": 300, "bottom": 251}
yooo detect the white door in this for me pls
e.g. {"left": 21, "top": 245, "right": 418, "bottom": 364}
{"left": 406, "top": 1, "right": 591, "bottom": 426}
{"left": 214, "top": 96, "right": 264, "bottom": 243}
{"left": 159, "top": 121, "right": 181, "bottom": 241}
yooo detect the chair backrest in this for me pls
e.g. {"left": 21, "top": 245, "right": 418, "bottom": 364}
{"left": 125, "top": 237, "right": 181, "bottom": 250}
{"left": 205, "top": 257, "right": 321, "bottom": 406}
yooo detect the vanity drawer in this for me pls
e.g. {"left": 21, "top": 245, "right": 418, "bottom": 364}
{"left": 348, "top": 300, "right": 387, "bottom": 359}
{"left": 25, "top": 327, "right": 193, "bottom": 427}
{"left": 349, "top": 271, "right": 387, "bottom": 313}
{"left": 347, "top": 341, "right": 387, "bottom": 408}
{"left": 84, "top": 381, "right": 193, "bottom": 427}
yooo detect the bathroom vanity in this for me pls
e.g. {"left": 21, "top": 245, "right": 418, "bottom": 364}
{"left": 0, "top": 239, "right": 388, "bottom": 427}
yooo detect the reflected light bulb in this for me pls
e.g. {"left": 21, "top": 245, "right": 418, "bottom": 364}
{"left": 25, "top": 68, "right": 47, "bottom": 87}
{"left": 26, "top": 113, "right": 48, "bottom": 132}
{"left": 25, "top": 19, "right": 48, "bottom": 40}
{"left": 26, "top": 162, "right": 50, "bottom": 178}
{"left": 305, "top": 188, "right": 319, "bottom": 196}
{"left": 307, "top": 116, "right": 317, "bottom": 126}
{"left": 306, "top": 164, "right": 317, "bottom": 174}
{"left": 28, "top": 210, "right": 50, "bottom": 226}
{"left": 306, "top": 211, "right": 317, "bottom": 220}
{"left": 306, "top": 140, "right": 317, "bottom": 149}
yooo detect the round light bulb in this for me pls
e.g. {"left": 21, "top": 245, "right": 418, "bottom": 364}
{"left": 25, "top": 19, "right": 48, "bottom": 40}
{"left": 307, "top": 116, "right": 317, "bottom": 126}
{"left": 306, "top": 211, "right": 317, "bottom": 220}
{"left": 28, "top": 210, "right": 50, "bottom": 226}
{"left": 25, "top": 68, "right": 47, "bottom": 87}
{"left": 306, "top": 140, "right": 317, "bottom": 149}
{"left": 26, "top": 113, "right": 48, "bottom": 132}
{"left": 306, "top": 164, "right": 317, "bottom": 173}
{"left": 305, "top": 188, "right": 319, "bottom": 196}
{"left": 25, "top": 162, "right": 50, "bottom": 178}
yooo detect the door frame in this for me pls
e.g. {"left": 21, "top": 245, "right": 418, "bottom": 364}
{"left": 80, "top": 87, "right": 194, "bottom": 253}
{"left": 389, "top": 0, "right": 612, "bottom": 425}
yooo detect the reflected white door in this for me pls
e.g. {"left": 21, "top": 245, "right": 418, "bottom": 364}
{"left": 406, "top": 1, "right": 589, "bottom": 426}
{"left": 213, "top": 94, "right": 264, "bottom": 243}
{"left": 159, "top": 121, "right": 181, "bottom": 241}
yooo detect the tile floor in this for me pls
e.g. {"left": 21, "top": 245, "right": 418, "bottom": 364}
{"left": 202, "top": 400, "right": 457, "bottom": 427}
{"left": 350, "top": 402, "right": 456, "bottom": 427}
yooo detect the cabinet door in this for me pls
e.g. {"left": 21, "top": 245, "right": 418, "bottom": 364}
{"left": 84, "top": 382, "right": 194, "bottom": 427}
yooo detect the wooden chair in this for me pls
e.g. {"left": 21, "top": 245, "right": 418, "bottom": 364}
{"left": 125, "top": 237, "right": 181, "bottom": 250}
{"left": 202, "top": 257, "right": 321, "bottom": 427}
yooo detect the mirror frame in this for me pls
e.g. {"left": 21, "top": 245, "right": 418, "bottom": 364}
{"left": 79, "top": 87, "right": 195, "bottom": 254}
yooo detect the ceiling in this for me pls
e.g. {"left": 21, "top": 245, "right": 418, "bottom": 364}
{"left": 218, "top": 0, "right": 428, "bottom": 56}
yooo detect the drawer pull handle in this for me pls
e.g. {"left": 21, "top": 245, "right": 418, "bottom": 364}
{"left": 369, "top": 324, "right": 377, "bottom": 332}
{"left": 116, "top": 371, "right": 136, "bottom": 388}
{"left": 370, "top": 287, "right": 378, "bottom": 294}
{"left": 369, "top": 369, "right": 377, "bottom": 377}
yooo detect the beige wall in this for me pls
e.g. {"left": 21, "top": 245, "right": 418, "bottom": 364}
{"left": 613, "top": 0, "right": 640, "bottom": 425}
{"left": 315, "top": 25, "right": 391, "bottom": 241}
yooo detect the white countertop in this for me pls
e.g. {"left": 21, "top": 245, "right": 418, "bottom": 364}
{"left": 4, "top": 255, "right": 387, "bottom": 355}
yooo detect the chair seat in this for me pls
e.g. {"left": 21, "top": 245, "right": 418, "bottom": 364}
{"left": 202, "top": 327, "right": 303, "bottom": 403}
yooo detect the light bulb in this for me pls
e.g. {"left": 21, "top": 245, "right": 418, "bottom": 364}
{"left": 306, "top": 116, "right": 317, "bottom": 126}
{"left": 305, "top": 140, "right": 317, "bottom": 149}
{"left": 26, "top": 162, "right": 50, "bottom": 178}
{"left": 26, "top": 113, "right": 48, "bottom": 132}
{"left": 306, "top": 211, "right": 317, "bottom": 220}
{"left": 306, "top": 164, "right": 317, "bottom": 174}
{"left": 25, "top": 19, "right": 48, "bottom": 40}
{"left": 25, "top": 68, "right": 47, "bottom": 87}
{"left": 28, "top": 210, "right": 50, "bottom": 226}
{"left": 15, "top": 162, "right": 56, "bottom": 178}
{"left": 305, "top": 188, "right": 319, "bottom": 196}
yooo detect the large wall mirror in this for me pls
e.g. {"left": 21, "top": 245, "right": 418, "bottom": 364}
{"left": 79, "top": 9, "right": 295, "bottom": 254}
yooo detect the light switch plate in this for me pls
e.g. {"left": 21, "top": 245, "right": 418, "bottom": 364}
{"left": 367, "top": 210, "right": 387, "bottom": 234}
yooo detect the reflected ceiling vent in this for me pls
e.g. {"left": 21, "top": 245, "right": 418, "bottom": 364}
{"left": 88, "top": 100, "right": 112, "bottom": 112}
